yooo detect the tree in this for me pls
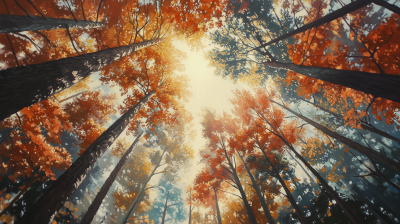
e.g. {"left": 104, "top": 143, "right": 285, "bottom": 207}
{"left": 14, "top": 39, "right": 190, "bottom": 224}
{"left": 79, "top": 132, "right": 143, "bottom": 224}
{"left": 0, "top": 14, "right": 103, "bottom": 34}
{"left": 231, "top": 88, "right": 369, "bottom": 224}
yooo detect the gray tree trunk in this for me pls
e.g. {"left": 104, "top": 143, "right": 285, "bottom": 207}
{"left": 79, "top": 133, "right": 143, "bottom": 224}
{"left": 255, "top": 143, "right": 309, "bottom": 224}
{"left": 254, "top": 0, "right": 373, "bottom": 49}
{"left": 263, "top": 61, "right": 400, "bottom": 104}
{"left": 221, "top": 146, "right": 258, "bottom": 224}
{"left": 213, "top": 188, "right": 222, "bottom": 224}
{"left": 121, "top": 149, "right": 166, "bottom": 224}
{"left": 0, "top": 14, "right": 103, "bottom": 34}
{"left": 373, "top": 0, "right": 400, "bottom": 16}
{"left": 0, "top": 38, "right": 163, "bottom": 121}
{"left": 15, "top": 90, "right": 156, "bottom": 224}
{"left": 161, "top": 191, "right": 170, "bottom": 224}
{"left": 237, "top": 153, "right": 276, "bottom": 224}
{"left": 269, "top": 98, "right": 400, "bottom": 173}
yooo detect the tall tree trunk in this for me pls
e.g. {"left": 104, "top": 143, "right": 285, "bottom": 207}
{"left": 0, "top": 14, "right": 103, "bottom": 34}
{"left": 213, "top": 188, "right": 222, "bottom": 224}
{"left": 373, "top": 0, "right": 400, "bottom": 16}
{"left": 268, "top": 99, "right": 400, "bottom": 173}
{"left": 79, "top": 133, "right": 143, "bottom": 224}
{"left": 59, "top": 91, "right": 85, "bottom": 103}
{"left": 221, "top": 146, "right": 258, "bottom": 224}
{"left": 188, "top": 191, "right": 193, "bottom": 224}
{"left": 0, "top": 38, "right": 163, "bottom": 121}
{"left": 255, "top": 143, "right": 309, "bottom": 224}
{"left": 161, "top": 191, "right": 170, "bottom": 224}
{"left": 281, "top": 139, "right": 366, "bottom": 224}
{"left": 16, "top": 90, "right": 156, "bottom": 224}
{"left": 121, "top": 150, "right": 166, "bottom": 224}
{"left": 237, "top": 153, "right": 276, "bottom": 224}
{"left": 254, "top": 0, "right": 373, "bottom": 50}
{"left": 300, "top": 98, "right": 400, "bottom": 144}
{"left": 263, "top": 61, "right": 400, "bottom": 104}
{"left": 0, "top": 174, "right": 39, "bottom": 218}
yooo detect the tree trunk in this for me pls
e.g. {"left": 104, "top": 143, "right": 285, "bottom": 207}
{"left": 263, "top": 61, "right": 400, "bottom": 104}
{"left": 213, "top": 188, "right": 222, "bottom": 224}
{"left": 188, "top": 191, "right": 193, "bottom": 224}
{"left": 79, "top": 133, "right": 143, "bottom": 224}
{"left": 121, "top": 150, "right": 166, "bottom": 224}
{"left": 300, "top": 98, "right": 400, "bottom": 145}
{"left": 0, "top": 174, "right": 39, "bottom": 218}
{"left": 269, "top": 99, "right": 400, "bottom": 173}
{"left": 237, "top": 152, "right": 276, "bottom": 224}
{"left": 285, "top": 147, "right": 314, "bottom": 181}
{"left": 161, "top": 191, "right": 170, "bottom": 224}
{"left": 256, "top": 144, "right": 309, "bottom": 224}
{"left": 59, "top": 91, "right": 85, "bottom": 103}
{"left": 0, "top": 38, "right": 163, "bottom": 121}
{"left": 15, "top": 90, "right": 156, "bottom": 224}
{"left": 281, "top": 139, "right": 366, "bottom": 224}
{"left": 255, "top": 0, "right": 373, "bottom": 49}
{"left": 373, "top": 0, "right": 400, "bottom": 16}
{"left": 222, "top": 147, "right": 258, "bottom": 224}
{"left": 0, "top": 14, "right": 103, "bottom": 34}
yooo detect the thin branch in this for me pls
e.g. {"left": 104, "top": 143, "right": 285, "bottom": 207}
{"left": 14, "top": 0, "right": 33, "bottom": 17}
{"left": 65, "top": 25, "right": 81, "bottom": 55}
{"left": 6, "top": 34, "right": 19, "bottom": 67}
{"left": 217, "top": 189, "right": 242, "bottom": 199}
{"left": 96, "top": 0, "right": 104, "bottom": 22}
{"left": 16, "top": 113, "right": 22, "bottom": 126}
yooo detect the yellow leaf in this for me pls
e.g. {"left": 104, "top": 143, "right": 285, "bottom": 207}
{"left": 320, "top": 166, "right": 327, "bottom": 173}
{"left": 327, "top": 209, "right": 331, "bottom": 217}
{"left": 343, "top": 147, "right": 350, "bottom": 153}
{"left": 342, "top": 167, "right": 346, "bottom": 173}
{"left": 5, "top": 194, "right": 10, "bottom": 200}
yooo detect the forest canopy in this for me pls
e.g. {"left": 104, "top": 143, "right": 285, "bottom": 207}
{"left": 1, "top": 0, "right": 400, "bottom": 224}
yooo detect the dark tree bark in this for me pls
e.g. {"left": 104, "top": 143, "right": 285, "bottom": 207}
{"left": 213, "top": 188, "right": 222, "bottom": 224}
{"left": 79, "top": 133, "right": 143, "bottom": 224}
{"left": 254, "top": 0, "right": 373, "bottom": 50}
{"left": 15, "top": 90, "right": 156, "bottom": 224}
{"left": 373, "top": 0, "right": 400, "bottom": 16}
{"left": 255, "top": 142, "right": 309, "bottom": 224}
{"left": 0, "top": 38, "right": 163, "bottom": 121}
{"left": 221, "top": 145, "right": 258, "bottom": 224}
{"left": 300, "top": 98, "right": 400, "bottom": 145}
{"left": 237, "top": 153, "right": 276, "bottom": 224}
{"left": 269, "top": 99, "right": 400, "bottom": 173}
{"left": 263, "top": 61, "right": 400, "bottom": 104}
{"left": 0, "top": 14, "right": 103, "bottom": 34}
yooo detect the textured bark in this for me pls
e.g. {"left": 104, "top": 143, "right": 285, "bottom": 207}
{"left": 79, "top": 133, "right": 143, "bottom": 224}
{"left": 0, "top": 174, "right": 39, "bottom": 218}
{"left": 0, "top": 38, "right": 163, "bottom": 121}
{"left": 254, "top": 0, "right": 373, "bottom": 49}
{"left": 256, "top": 144, "right": 309, "bottom": 224}
{"left": 121, "top": 149, "right": 166, "bottom": 224}
{"left": 161, "top": 191, "right": 170, "bottom": 224}
{"left": 301, "top": 99, "right": 400, "bottom": 144}
{"left": 221, "top": 146, "right": 258, "bottom": 224}
{"left": 373, "top": 0, "right": 400, "bottom": 16}
{"left": 281, "top": 139, "right": 366, "bottom": 224}
{"left": 15, "top": 90, "right": 156, "bottom": 224}
{"left": 0, "top": 14, "right": 103, "bottom": 34}
{"left": 263, "top": 61, "right": 400, "bottom": 104}
{"left": 270, "top": 99, "right": 400, "bottom": 173}
{"left": 237, "top": 153, "right": 276, "bottom": 224}
{"left": 213, "top": 188, "right": 222, "bottom": 224}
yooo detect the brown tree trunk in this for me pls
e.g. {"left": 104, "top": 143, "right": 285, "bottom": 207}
{"left": 254, "top": 0, "right": 373, "bottom": 50}
{"left": 79, "top": 133, "right": 143, "bottom": 224}
{"left": 256, "top": 143, "right": 309, "bottom": 224}
{"left": 237, "top": 152, "right": 276, "bottom": 224}
{"left": 0, "top": 38, "right": 163, "bottom": 121}
{"left": 188, "top": 192, "right": 193, "bottom": 224}
{"left": 263, "top": 61, "right": 400, "bottom": 104}
{"left": 15, "top": 90, "right": 156, "bottom": 224}
{"left": 213, "top": 188, "right": 222, "bottom": 224}
{"left": 0, "top": 174, "right": 39, "bottom": 218}
{"left": 269, "top": 99, "right": 400, "bottom": 173}
{"left": 0, "top": 14, "right": 103, "bottom": 34}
